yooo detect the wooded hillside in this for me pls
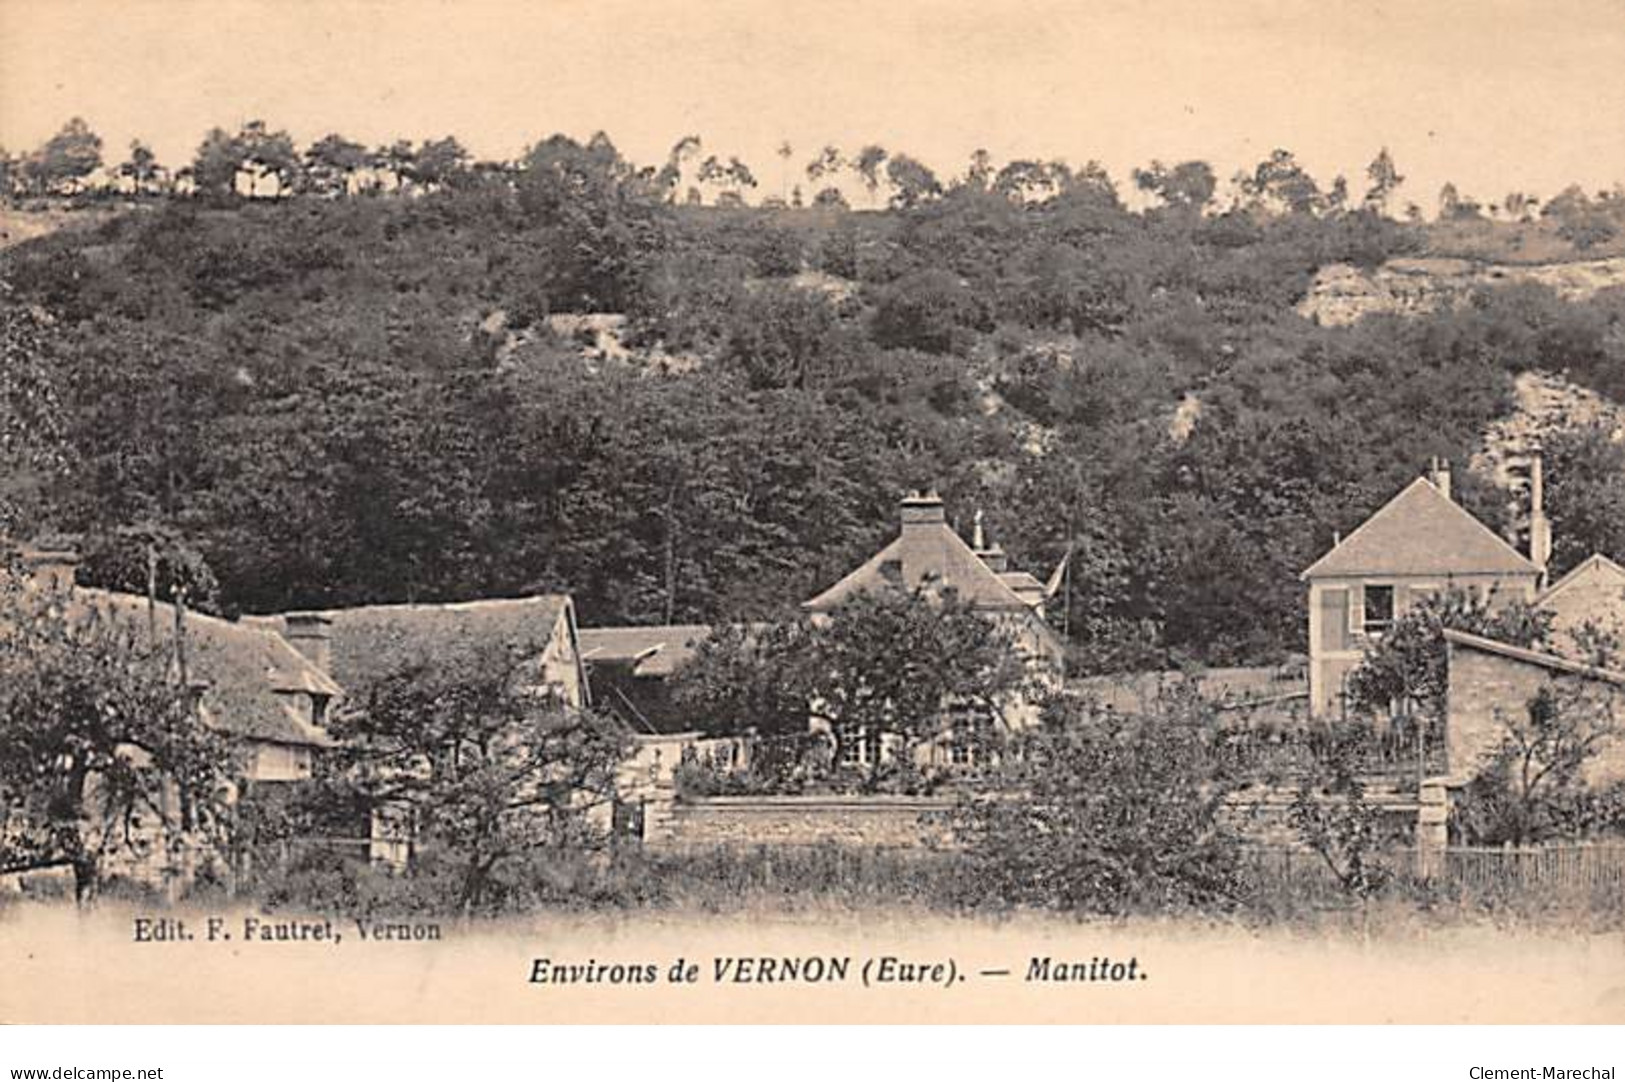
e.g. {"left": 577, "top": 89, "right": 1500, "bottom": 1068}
{"left": 5, "top": 128, "right": 1625, "bottom": 673}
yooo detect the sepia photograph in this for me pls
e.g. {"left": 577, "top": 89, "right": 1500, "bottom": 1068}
{"left": 2, "top": 0, "right": 1625, "bottom": 1036}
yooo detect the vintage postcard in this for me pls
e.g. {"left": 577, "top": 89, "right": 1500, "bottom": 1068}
{"left": 3, "top": 0, "right": 1625, "bottom": 1026}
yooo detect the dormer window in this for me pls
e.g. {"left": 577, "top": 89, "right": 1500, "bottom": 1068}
{"left": 1362, "top": 584, "right": 1394, "bottom": 635}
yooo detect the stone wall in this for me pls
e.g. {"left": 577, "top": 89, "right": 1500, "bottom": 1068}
{"left": 1446, "top": 641, "right": 1625, "bottom": 785}
{"left": 646, "top": 793, "right": 958, "bottom": 849}
{"left": 642, "top": 785, "right": 1427, "bottom": 852}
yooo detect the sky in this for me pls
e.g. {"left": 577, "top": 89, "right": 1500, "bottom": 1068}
{"left": 2, "top": 0, "right": 1623, "bottom": 209}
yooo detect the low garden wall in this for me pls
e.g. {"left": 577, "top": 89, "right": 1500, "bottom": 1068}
{"left": 646, "top": 793, "right": 958, "bottom": 849}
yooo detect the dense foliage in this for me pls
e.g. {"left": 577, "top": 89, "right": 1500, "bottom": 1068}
{"left": 953, "top": 690, "right": 1248, "bottom": 914}
{"left": 672, "top": 589, "right": 1034, "bottom": 791}
{"left": 0, "top": 566, "right": 234, "bottom": 901}
{"left": 6, "top": 125, "right": 1625, "bottom": 674}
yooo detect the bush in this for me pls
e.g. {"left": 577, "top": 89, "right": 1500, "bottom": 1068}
{"left": 953, "top": 691, "right": 1248, "bottom": 915}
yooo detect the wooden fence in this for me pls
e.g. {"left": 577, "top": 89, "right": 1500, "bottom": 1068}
{"left": 1246, "top": 844, "right": 1625, "bottom": 893}
{"left": 1441, "top": 845, "right": 1625, "bottom": 892}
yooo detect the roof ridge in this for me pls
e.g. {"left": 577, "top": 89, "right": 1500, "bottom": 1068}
{"left": 1539, "top": 552, "right": 1625, "bottom": 605}
{"left": 1302, "top": 476, "right": 1536, "bottom": 579}
{"left": 1444, "top": 627, "right": 1625, "bottom": 684}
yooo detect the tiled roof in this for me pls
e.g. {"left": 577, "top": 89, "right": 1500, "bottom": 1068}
{"left": 805, "top": 520, "right": 1031, "bottom": 612}
{"left": 271, "top": 595, "right": 573, "bottom": 692}
{"left": 73, "top": 590, "right": 335, "bottom": 748}
{"left": 1302, "top": 477, "right": 1539, "bottom": 579}
{"left": 579, "top": 624, "right": 712, "bottom": 677}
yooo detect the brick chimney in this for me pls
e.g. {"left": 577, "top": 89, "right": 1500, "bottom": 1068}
{"left": 283, "top": 611, "right": 334, "bottom": 676}
{"left": 1529, "top": 454, "right": 1552, "bottom": 584}
{"left": 900, "top": 489, "right": 946, "bottom": 533}
{"left": 1429, "top": 456, "right": 1452, "bottom": 502}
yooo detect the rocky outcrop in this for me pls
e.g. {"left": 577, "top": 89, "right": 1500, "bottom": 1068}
{"left": 1299, "top": 256, "right": 1625, "bottom": 326}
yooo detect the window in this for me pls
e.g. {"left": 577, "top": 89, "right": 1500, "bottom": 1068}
{"left": 837, "top": 723, "right": 881, "bottom": 767}
{"left": 1362, "top": 584, "right": 1394, "bottom": 635}
{"left": 945, "top": 708, "right": 992, "bottom": 768}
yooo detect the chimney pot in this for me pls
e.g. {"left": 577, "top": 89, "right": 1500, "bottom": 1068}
{"left": 284, "top": 611, "right": 334, "bottom": 675}
{"left": 899, "top": 490, "right": 946, "bottom": 529}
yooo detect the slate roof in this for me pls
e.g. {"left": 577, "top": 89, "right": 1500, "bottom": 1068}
{"left": 1302, "top": 477, "right": 1539, "bottom": 580}
{"left": 73, "top": 589, "right": 336, "bottom": 748}
{"left": 265, "top": 595, "right": 573, "bottom": 692}
{"left": 579, "top": 624, "right": 713, "bottom": 677}
{"left": 805, "top": 519, "right": 1032, "bottom": 612}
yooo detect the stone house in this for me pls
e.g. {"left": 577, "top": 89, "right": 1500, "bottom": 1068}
{"left": 1301, "top": 465, "right": 1543, "bottom": 717}
{"left": 802, "top": 490, "right": 1065, "bottom": 768}
{"left": 1537, "top": 553, "right": 1625, "bottom": 661}
{"left": 257, "top": 595, "right": 593, "bottom": 865}
{"left": 1442, "top": 628, "right": 1625, "bottom": 789}
{"left": 3, "top": 546, "right": 340, "bottom": 888}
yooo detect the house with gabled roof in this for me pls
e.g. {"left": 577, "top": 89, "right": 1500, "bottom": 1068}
{"left": 258, "top": 594, "right": 589, "bottom": 711}
{"left": 1537, "top": 553, "right": 1625, "bottom": 662}
{"left": 13, "top": 547, "right": 339, "bottom": 783}
{"left": 1302, "top": 465, "right": 1543, "bottom": 717}
{"left": 802, "top": 490, "right": 1065, "bottom": 766}
{"left": 255, "top": 594, "right": 595, "bottom": 866}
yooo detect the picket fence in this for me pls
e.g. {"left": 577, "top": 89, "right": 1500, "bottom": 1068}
{"left": 1246, "top": 843, "right": 1625, "bottom": 893}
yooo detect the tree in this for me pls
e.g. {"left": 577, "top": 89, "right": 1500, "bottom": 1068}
{"left": 0, "top": 145, "right": 17, "bottom": 199}
{"left": 656, "top": 134, "right": 703, "bottom": 202}
{"left": 1455, "top": 681, "right": 1622, "bottom": 845}
{"left": 0, "top": 298, "right": 70, "bottom": 538}
{"left": 189, "top": 127, "right": 240, "bottom": 198}
{"left": 411, "top": 136, "right": 470, "bottom": 190}
{"left": 812, "top": 187, "right": 849, "bottom": 210}
{"left": 964, "top": 148, "right": 994, "bottom": 192}
{"left": 0, "top": 567, "right": 235, "bottom": 902}
{"left": 326, "top": 640, "right": 625, "bottom": 912}
{"left": 234, "top": 121, "right": 300, "bottom": 195}
{"left": 953, "top": 688, "right": 1247, "bottom": 914}
{"left": 854, "top": 144, "right": 888, "bottom": 208}
{"left": 885, "top": 154, "right": 942, "bottom": 210}
{"left": 1132, "top": 159, "right": 1216, "bottom": 212}
{"left": 77, "top": 523, "right": 222, "bottom": 614}
{"left": 1543, "top": 424, "right": 1625, "bottom": 575}
{"left": 118, "top": 141, "right": 163, "bottom": 196}
{"left": 805, "top": 144, "right": 844, "bottom": 188}
{"left": 1346, "top": 589, "right": 1551, "bottom": 727}
{"left": 1362, "top": 147, "right": 1403, "bottom": 215}
{"left": 775, "top": 140, "right": 794, "bottom": 203}
{"left": 1242, "top": 149, "right": 1323, "bottom": 216}
{"left": 303, "top": 133, "right": 371, "bottom": 197}
{"left": 23, "top": 117, "right": 103, "bottom": 195}
{"left": 697, "top": 155, "right": 756, "bottom": 206}
{"left": 1289, "top": 721, "right": 1401, "bottom": 901}
{"left": 674, "top": 588, "right": 1035, "bottom": 791}
{"left": 1438, "top": 182, "right": 1483, "bottom": 222}
{"left": 871, "top": 269, "right": 984, "bottom": 354}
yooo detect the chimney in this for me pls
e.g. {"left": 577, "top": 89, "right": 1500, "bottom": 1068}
{"left": 18, "top": 545, "right": 79, "bottom": 593}
{"left": 283, "top": 611, "right": 334, "bottom": 675}
{"left": 1429, "top": 457, "right": 1452, "bottom": 501}
{"left": 1529, "top": 454, "right": 1552, "bottom": 582}
{"left": 969, "top": 508, "right": 1011, "bottom": 572}
{"left": 900, "top": 489, "right": 946, "bottom": 532}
